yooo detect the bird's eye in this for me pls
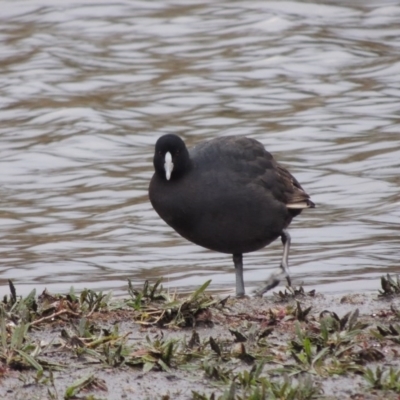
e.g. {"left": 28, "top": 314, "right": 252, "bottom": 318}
{"left": 175, "top": 150, "right": 180, "bottom": 156}
{"left": 158, "top": 151, "right": 162, "bottom": 156}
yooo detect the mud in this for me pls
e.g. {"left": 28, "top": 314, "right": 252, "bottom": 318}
{"left": 1, "top": 281, "right": 400, "bottom": 400}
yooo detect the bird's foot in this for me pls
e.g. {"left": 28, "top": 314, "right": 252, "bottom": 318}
{"left": 253, "top": 278, "right": 280, "bottom": 297}
{"left": 252, "top": 267, "right": 292, "bottom": 297}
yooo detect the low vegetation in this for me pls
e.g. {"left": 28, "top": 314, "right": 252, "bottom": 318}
{"left": 1, "top": 275, "right": 400, "bottom": 399}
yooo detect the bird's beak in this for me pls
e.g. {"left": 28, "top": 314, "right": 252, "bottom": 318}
{"left": 164, "top": 151, "right": 174, "bottom": 180}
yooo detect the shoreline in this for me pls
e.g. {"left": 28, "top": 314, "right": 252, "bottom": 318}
{"left": 1, "top": 276, "right": 400, "bottom": 400}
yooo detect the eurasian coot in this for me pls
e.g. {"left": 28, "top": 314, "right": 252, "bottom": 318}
{"left": 149, "top": 134, "right": 315, "bottom": 297}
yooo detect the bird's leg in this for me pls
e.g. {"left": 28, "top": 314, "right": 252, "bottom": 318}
{"left": 280, "top": 229, "right": 291, "bottom": 287}
{"left": 233, "top": 253, "right": 245, "bottom": 297}
{"left": 253, "top": 229, "right": 292, "bottom": 297}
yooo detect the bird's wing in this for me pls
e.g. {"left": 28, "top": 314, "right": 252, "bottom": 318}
{"left": 276, "top": 164, "right": 315, "bottom": 209}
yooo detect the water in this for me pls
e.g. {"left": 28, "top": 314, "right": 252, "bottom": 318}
{"left": 1, "top": 0, "right": 399, "bottom": 298}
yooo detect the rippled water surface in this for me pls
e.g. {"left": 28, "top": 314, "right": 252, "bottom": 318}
{"left": 1, "top": 0, "right": 399, "bottom": 297}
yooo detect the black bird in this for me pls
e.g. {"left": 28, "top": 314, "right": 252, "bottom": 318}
{"left": 149, "top": 134, "right": 315, "bottom": 297}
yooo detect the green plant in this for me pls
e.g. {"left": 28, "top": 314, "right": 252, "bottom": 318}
{"left": 128, "top": 279, "right": 217, "bottom": 328}
{"left": 363, "top": 366, "right": 400, "bottom": 392}
{"left": 0, "top": 306, "right": 46, "bottom": 371}
{"left": 378, "top": 274, "right": 400, "bottom": 297}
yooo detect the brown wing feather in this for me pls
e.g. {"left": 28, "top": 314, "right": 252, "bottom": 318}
{"left": 276, "top": 164, "right": 315, "bottom": 209}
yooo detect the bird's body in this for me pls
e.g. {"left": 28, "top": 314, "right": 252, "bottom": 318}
{"left": 149, "top": 134, "right": 314, "bottom": 296}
